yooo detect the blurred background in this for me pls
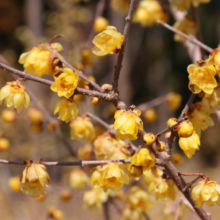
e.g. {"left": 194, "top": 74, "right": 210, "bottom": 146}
{"left": 0, "top": 0, "right": 220, "bottom": 219}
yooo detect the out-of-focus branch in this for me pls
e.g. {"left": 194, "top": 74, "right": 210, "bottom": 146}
{"left": 137, "top": 94, "right": 168, "bottom": 112}
{"left": 157, "top": 20, "right": 213, "bottom": 53}
{"left": 0, "top": 62, "right": 117, "bottom": 102}
{"left": 103, "top": 201, "right": 110, "bottom": 220}
{"left": 174, "top": 200, "right": 183, "bottom": 220}
{"left": 112, "top": 0, "right": 137, "bottom": 93}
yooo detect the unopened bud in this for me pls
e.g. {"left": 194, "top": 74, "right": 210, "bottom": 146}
{"left": 91, "top": 97, "right": 101, "bottom": 106}
{"left": 167, "top": 118, "right": 179, "bottom": 131}
{"left": 156, "top": 141, "right": 166, "bottom": 152}
{"left": 143, "top": 133, "right": 156, "bottom": 146}
{"left": 178, "top": 121, "right": 194, "bottom": 138}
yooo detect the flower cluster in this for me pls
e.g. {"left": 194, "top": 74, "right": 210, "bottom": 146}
{"left": 133, "top": 0, "right": 168, "bottom": 26}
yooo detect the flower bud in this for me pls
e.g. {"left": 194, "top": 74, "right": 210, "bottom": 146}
{"left": 178, "top": 121, "right": 194, "bottom": 138}
{"left": 48, "top": 207, "right": 64, "bottom": 220}
{"left": 167, "top": 118, "right": 179, "bottom": 131}
{"left": 143, "top": 133, "right": 156, "bottom": 146}
{"left": 101, "top": 84, "right": 113, "bottom": 92}
{"left": 143, "top": 108, "right": 157, "bottom": 122}
{"left": 156, "top": 141, "right": 166, "bottom": 152}
{"left": 166, "top": 92, "right": 182, "bottom": 110}
{"left": 93, "top": 16, "right": 109, "bottom": 33}
{"left": 91, "top": 97, "right": 101, "bottom": 106}
{"left": 28, "top": 108, "right": 43, "bottom": 124}
{"left": 60, "top": 190, "right": 72, "bottom": 202}
{"left": 0, "top": 138, "right": 10, "bottom": 151}
{"left": 1, "top": 110, "right": 16, "bottom": 123}
{"left": 9, "top": 176, "right": 20, "bottom": 192}
{"left": 171, "top": 152, "right": 184, "bottom": 165}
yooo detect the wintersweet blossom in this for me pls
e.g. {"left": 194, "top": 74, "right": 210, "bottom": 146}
{"left": 92, "top": 26, "right": 124, "bottom": 56}
{"left": 20, "top": 162, "right": 50, "bottom": 197}
{"left": 192, "top": 177, "right": 220, "bottom": 208}
{"left": 54, "top": 98, "right": 78, "bottom": 123}
{"left": 207, "top": 48, "right": 220, "bottom": 75}
{"left": 69, "top": 169, "right": 90, "bottom": 189}
{"left": 50, "top": 68, "right": 79, "bottom": 98}
{"left": 0, "top": 81, "right": 30, "bottom": 113}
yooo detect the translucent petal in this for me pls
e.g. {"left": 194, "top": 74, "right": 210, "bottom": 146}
{"left": 0, "top": 86, "right": 10, "bottom": 101}
{"left": 18, "top": 52, "right": 29, "bottom": 64}
{"left": 201, "top": 185, "right": 211, "bottom": 201}
{"left": 192, "top": 184, "right": 203, "bottom": 200}
{"left": 24, "top": 92, "right": 30, "bottom": 108}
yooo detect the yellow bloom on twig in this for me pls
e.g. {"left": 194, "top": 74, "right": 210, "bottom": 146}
{"left": 91, "top": 163, "right": 129, "bottom": 192}
{"left": 92, "top": 26, "right": 124, "bottom": 56}
{"left": 114, "top": 109, "right": 143, "bottom": 140}
{"left": 69, "top": 169, "right": 90, "bottom": 189}
{"left": 192, "top": 177, "right": 220, "bottom": 208}
{"left": 179, "top": 131, "right": 200, "bottom": 158}
{"left": 131, "top": 148, "right": 155, "bottom": 175}
{"left": 143, "top": 167, "right": 163, "bottom": 186}
{"left": 187, "top": 61, "right": 217, "bottom": 94}
{"left": 148, "top": 178, "right": 177, "bottom": 201}
{"left": 54, "top": 97, "right": 78, "bottom": 123}
{"left": 207, "top": 48, "right": 220, "bottom": 76}
{"left": 173, "top": 15, "right": 197, "bottom": 43}
{"left": 70, "top": 116, "right": 95, "bottom": 141}
{"left": 133, "top": 0, "right": 168, "bottom": 26}
{"left": 0, "top": 81, "right": 30, "bottom": 113}
{"left": 20, "top": 162, "right": 50, "bottom": 197}
{"left": 50, "top": 68, "right": 79, "bottom": 98}
{"left": 204, "top": 86, "right": 220, "bottom": 110}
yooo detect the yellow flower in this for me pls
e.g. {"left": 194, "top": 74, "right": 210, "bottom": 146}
{"left": 143, "top": 108, "right": 157, "bottom": 122}
{"left": 69, "top": 169, "right": 90, "bottom": 189}
{"left": 166, "top": 92, "right": 182, "bottom": 111}
{"left": 77, "top": 144, "right": 93, "bottom": 160}
{"left": 192, "top": 177, "right": 220, "bottom": 208}
{"left": 131, "top": 148, "right": 155, "bottom": 175}
{"left": 179, "top": 131, "right": 200, "bottom": 158}
{"left": 126, "top": 164, "right": 143, "bottom": 179}
{"left": 114, "top": 109, "right": 143, "bottom": 140}
{"left": 83, "top": 188, "right": 108, "bottom": 209}
{"left": 133, "top": 0, "right": 168, "bottom": 26}
{"left": 0, "top": 81, "right": 30, "bottom": 113}
{"left": 54, "top": 98, "right": 78, "bottom": 123}
{"left": 91, "top": 163, "right": 129, "bottom": 192}
{"left": 156, "top": 141, "right": 166, "bottom": 152}
{"left": 189, "top": 101, "right": 214, "bottom": 136}
{"left": 92, "top": 26, "right": 124, "bottom": 56}
{"left": 0, "top": 138, "right": 10, "bottom": 151}
{"left": 143, "top": 167, "right": 163, "bottom": 186}
{"left": 128, "top": 186, "right": 154, "bottom": 212}
{"left": 28, "top": 108, "right": 43, "bottom": 124}
{"left": 94, "top": 132, "right": 127, "bottom": 160}
{"left": 93, "top": 16, "right": 109, "bottom": 33}
{"left": 187, "top": 62, "right": 217, "bottom": 94}
{"left": 20, "top": 162, "right": 50, "bottom": 197}
{"left": 110, "top": 0, "right": 130, "bottom": 14}
{"left": 207, "top": 48, "right": 220, "bottom": 75}
{"left": 19, "top": 43, "right": 62, "bottom": 77}
{"left": 178, "top": 121, "right": 194, "bottom": 138}
{"left": 148, "top": 178, "right": 177, "bottom": 201}
{"left": 122, "top": 205, "right": 144, "bottom": 220}
{"left": 60, "top": 190, "right": 72, "bottom": 202}
{"left": 173, "top": 15, "right": 197, "bottom": 43}
{"left": 166, "top": 118, "right": 179, "bottom": 131}
{"left": 204, "top": 86, "right": 220, "bottom": 110}
{"left": 48, "top": 207, "right": 64, "bottom": 220}
{"left": 50, "top": 68, "right": 79, "bottom": 98}
{"left": 170, "top": 0, "right": 211, "bottom": 11}
{"left": 70, "top": 116, "right": 95, "bottom": 141}
{"left": 9, "top": 176, "right": 20, "bottom": 192}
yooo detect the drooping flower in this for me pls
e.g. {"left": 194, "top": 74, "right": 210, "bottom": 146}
{"left": 83, "top": 188, "right": 108, "bottom": 209}
{"left": 126, "top": 164, "right": 143, "bottom": 179}
{"left": 187, "top": 61, "right": 217, "bottom": 94}
{"left": 192, "top": 177, "right": 220, "bottom": 208}
{"left": 50, "top": 68, "right": 79, "bottom": 98}
{"left": 0, "top": 81, "right": 30, "bottom": 113}
{"left": 173, "top": 15, "right": 197, "bottom": 43}
{"left": 114, "top": 109, "right": 143, "bottom": 140}
{"left": 178, "top": 121, "right": 194, "bottom": 138}
{"left": 92, "top": 26, "right": 124, "bottom": 56}
{"left": 133, "top": 0, "right": 168, "bottom": 26}
{"left": 69, "top": 169, "right": 90, "bottom": 189}
{"left": 143, "top": 167, "right": 163, "bottom": 186}
{"left": 54, "top": 98, "right": 78, "bottom": 123}
{"left": 204, "top": 86, "right": 220, "bottom": 110}
{"left": 94, "top": 132, "right": 128, "bottom": 160}
{"left": 128, "top": 186, "right": 154, "bottom": 212}
{"left": 131, "top": 148, "right": 155, "bottom": 175}
{"left": 91, "top": 163, "right": 129, "bottom": 192}
{"left": 20, "top": 162, "right": 50, "bottom": 197}
{"left": 207, "top": 48, "right": 220, "bottom": 75}
{"left": 148, "top": 178, "right": 177, "bottom": 201}
{"left": 70, "top": 116, "right": 95, "bottom": 141}
{"left": 179, "top": 131, "right": 200, "bottom": 158}
{"left": 19, "top": 43, "right": 62, "bottom": 77}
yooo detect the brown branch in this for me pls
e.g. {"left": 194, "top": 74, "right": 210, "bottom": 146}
{"left": 183, "top": 176, "right": 203, "bottom": 193}
{"left": 103, "top": 201, "right": 110, "bottom": 220}
{"left": 112, "top": 0, "right": 137, "bottom": 93}
{"left": 174, "top": 200, "right": 183, "bottom": 220}
{"left": 157, "top": 20, "right": 213, "bottom": 53}
{"left": 0, "top": 61, "right": 117, "bottom": 102}
{"left": 47, "top": 44, "right": 104, "bottom": 92}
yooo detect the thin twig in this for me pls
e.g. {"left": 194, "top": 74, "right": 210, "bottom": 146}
{"left": 183, "top": 176, "right": 202, "bottom": 192}
{"left": 174, "top": 200, "right": 183, "bottom": 220}
{"left": 0, "top": 61, "right": 116, "bottom": 102}
{"left": 112, "top": 0, "right": 137, "bottom": 93}
{"left": 103, "top": 201, "right": 110, "bottom": 220}
{"left": 0, "top": 158, "right": 131, "bottom": 166}
{"left": 157, "top": 20, "right": 213, "bottom": 53}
